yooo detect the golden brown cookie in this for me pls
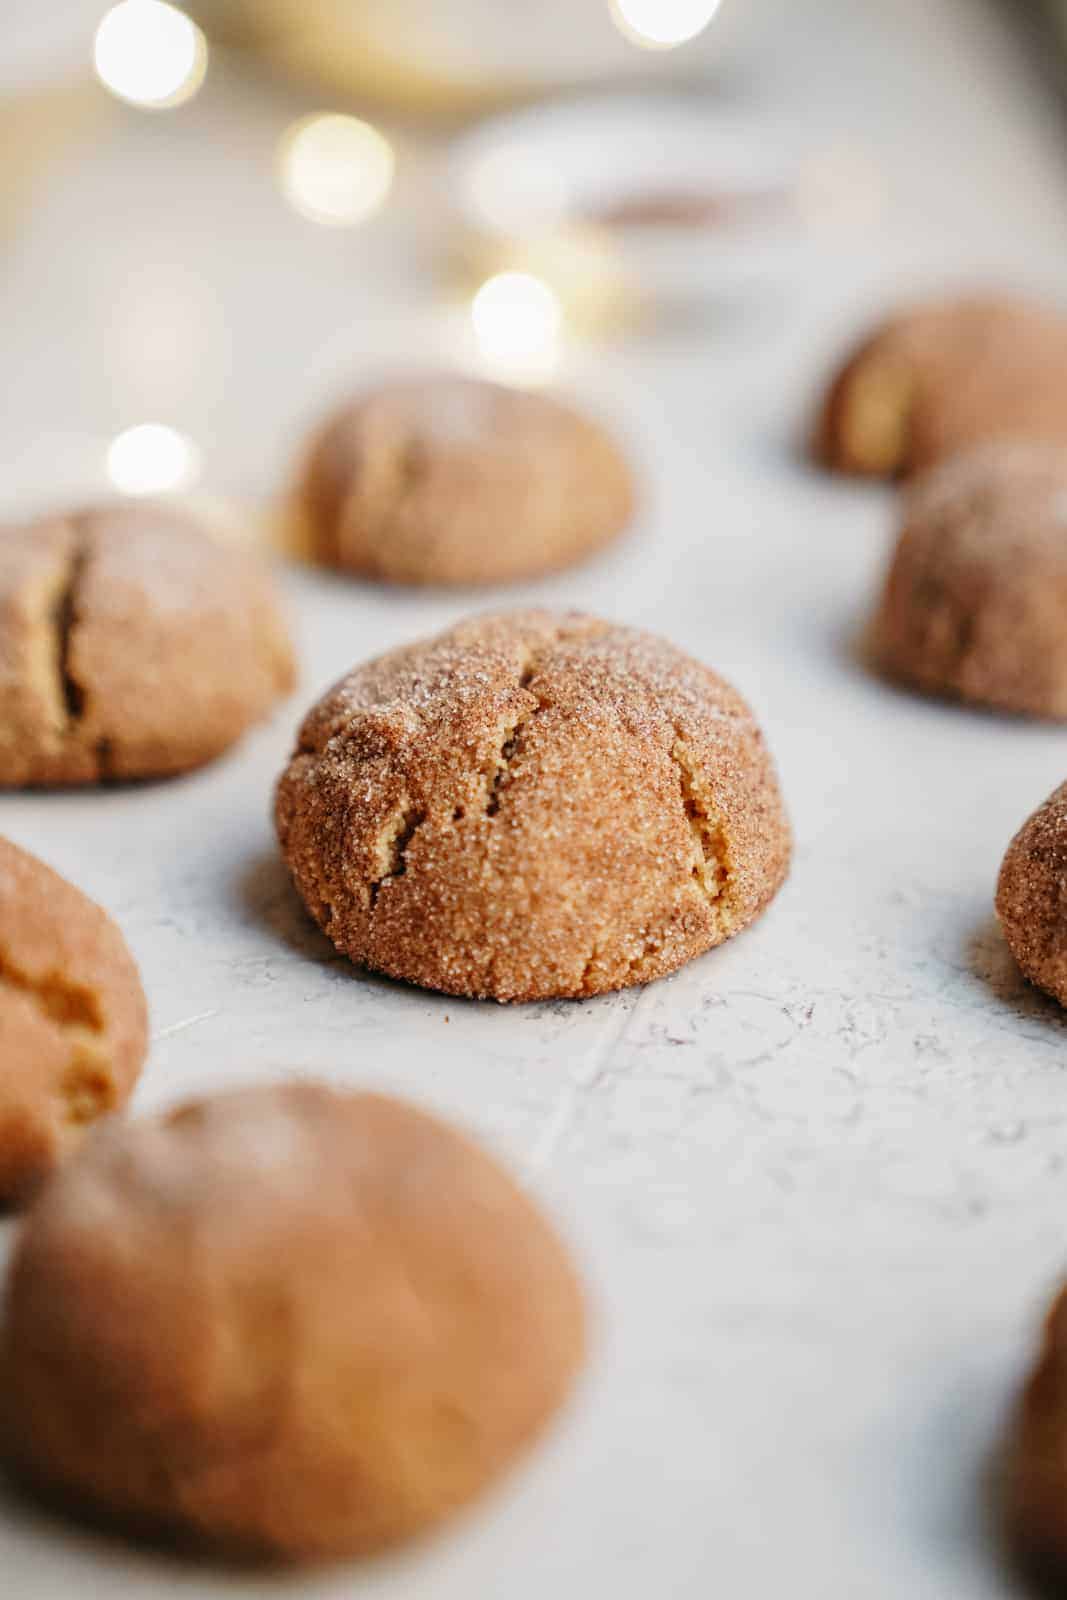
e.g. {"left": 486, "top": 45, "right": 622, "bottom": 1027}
{"left": 996, "top": 782, "right": 1067, "bottom": 1007}
{"left": 0, "top": 1083, "right": 586, "bottom": 1562}
{"left": 872, "top": 444, "right": 1067, "bottom": 718}
{"left": 815, "top": 295, "right": 1067, "bottom": 479}
{"left": 0, "top": 502, "right": 296, "bottom": 785}
{"left": 1005, "top": 1283, "right": 1067, "bottom": 1581}
{"left": 275, "top": 609, "right": 790, "bottom": 1001}
{"left": 0, "top": 836, "right": 147, "bottom": 1205}
{"left": 292, "top": 374, "right": 635, "bottom": 586}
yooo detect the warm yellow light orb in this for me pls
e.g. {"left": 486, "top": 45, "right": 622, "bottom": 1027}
{"left": 609, "top": 0, "right": 723, "bottom": 49}
{"left": 106, "top": 424, "right": 201, "bottom": 496}
{"left": 470, "top": 272, "right": 563, "bottom": 383}
{"left": 94, "top": 0, "right": 207, "bottom": 110}
{"left": 279, "top": 114, "right": 395, "bottom": 227}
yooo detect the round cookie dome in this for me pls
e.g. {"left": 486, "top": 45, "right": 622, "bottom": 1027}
{"left": 872, "top": 444, "right": 1067, "bottom": 718}
{"left": 0, "top": 836, "right": 147, "bottom": 1205}
{"left": 0, "top": 502, "right": 296, "bottom": 785}
{"left": 815, "top": 295, "right": 1067, "bottom": 479}
{"left": 275, "top": 610, "right": 791, "bottom": 1001}
{"left": 294, "top": 374, "right": 635, "bottom": 586}
{"left": 997, "top": 781, "right": 1067, "bottom": 1007}
{"left": 0, "top": 1083, "right": 586, "bottom": 1562}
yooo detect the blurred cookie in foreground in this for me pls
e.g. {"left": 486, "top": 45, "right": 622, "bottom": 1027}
{"left": 872, "top": 444, "right": 1067, "bottom": 718}
{"left": 291, "top": 374, "right": 635, "bottom": 586}
{"left": 0, "top": 1082, "right": 586, "bottom": 1563}
{"left": 997, "top": 782, "right": 1067, "bottom": 1009}
{"left": 0, "top": 502, "right": 296, "bottom": 785}
{"left": 1005, "top": 1281, "right": 1067, "bottom": 1584}
{"left": 0, "top": 836, "right": 147, "bottom": 1206}
{"left": 815, "top": 295, "right": 1067, "bottom": 478}
{"left": 276, "top": 609, "right": 790, "bottom": 1001}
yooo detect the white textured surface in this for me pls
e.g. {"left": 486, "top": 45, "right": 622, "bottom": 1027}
{"left": 2, "top": 1, "right": 1067, "bottom": 1595}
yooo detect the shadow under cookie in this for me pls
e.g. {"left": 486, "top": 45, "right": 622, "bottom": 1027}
{"left": 966, "top": 916, "right": 1067, "bottom": 1036}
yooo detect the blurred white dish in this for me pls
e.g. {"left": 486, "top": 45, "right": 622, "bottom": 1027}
{"left": 445, "top": 93, "right": 845, "bottom": 301}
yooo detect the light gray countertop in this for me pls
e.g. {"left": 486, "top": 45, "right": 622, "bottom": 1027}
{"left": 3, "top": 1, "right": 1067, "bottom": 1594}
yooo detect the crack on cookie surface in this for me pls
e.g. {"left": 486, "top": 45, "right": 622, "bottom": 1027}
{"left": 61, "top": 1051, "right": 116, "bottom": 1125}
{"left": 484, "top": 645, "right": 551, "bottom": 818}
{"left": 369, "top": 803, "right": 427, "bottom": 908}
{"left": 0, "top": 946, "right": 104, "bottom": 1032}
{"left": 53, "top": 530, "right": 89, "bottom": 724}
{"left": 671, "top": 735, "right": 730, "bottom": 911}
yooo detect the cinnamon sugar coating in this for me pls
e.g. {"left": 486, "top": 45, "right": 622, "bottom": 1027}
{"left": 0, "top": 836, "right": 147, "bottom": 1205}
{"left": 0, "top": 502, "right": 296, "bottom": 785}
{"left": 997, "top": 781, "right": 1067, "bottom": 1008}
{"left": 815, "top": 295, "right": 1067, "bottom": 479}
{"left": 0, "top": 1083, "right": 586, "bottom": 1562}
{"left": 873, "top": 444, "right": 1067, "bottom": 718}
{"left": 276, "top": 610, "right": 791, "bottom": 1002}
{"left": 294, "top": 375, "right": 635, "bottom": 586}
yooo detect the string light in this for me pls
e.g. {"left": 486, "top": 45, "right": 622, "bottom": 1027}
{"left": 94, "top": 0, "right": 208, "bottom": 110}
{"left": 279, "top": 114, "right": 395, "bottom": 227}
{"left": 471, "top": 272, "right": 562, "bottom": 384}
{"left": 608, "top": 0, "right": 723, "bottom": 50}
{"left": 106, "top": 424, "right": 201, "bottom": 496}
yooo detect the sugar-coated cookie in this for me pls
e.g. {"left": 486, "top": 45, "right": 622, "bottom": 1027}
{"left": 873, "top": 444, "right": 1067, "bottom": 718}
{"left": 0, "top": 1083, "right": 586, "bottom": 1562}
{"left": 0, "top": 502, "right": 296, "bottom": 785}
{"left": 815, "top": 295, "right": 1067, "bottom": 479}
{"left": 997, "top": 782, "right": 1067, "bottom": 1007}
{"left": 294, "top": 375, "right": 635, "bottom": 586}
{"left": 0, "top": 836, "right": 147, "bottom": 1205}
{"left": 276, "top": 610, "right": 790, "bottom": 1001}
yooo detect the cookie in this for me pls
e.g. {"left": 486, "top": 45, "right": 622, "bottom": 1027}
{"left": 815, "top": 295, "right": 1067, "bottom": 479}
{"left": 1005, "top": 1282, "right": 1067, "bottom": 1581}
{"left": 0, "top": 502, "right": 296, "bottom": 785}
{"left": 293, "top": 374, "right": 635, "bottom": 586}
{"left": 0, "top": 836, "right": 147, "bottom": 1205}
{"left": 275, "top": 609, "right": 790, "bottom": 1001}
{"left": 996, "top": 782, "right": 1067, "bottom": 1007}
{"left": 872, "top": 444, "right": 1067, "bottom": 718}
{"left": 0, "top": 1083, "right": 586, "bottom": 1562}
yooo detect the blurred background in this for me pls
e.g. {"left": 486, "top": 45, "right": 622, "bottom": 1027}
{"left": 1, "top": 0, "right": 1064, "bottom": 524}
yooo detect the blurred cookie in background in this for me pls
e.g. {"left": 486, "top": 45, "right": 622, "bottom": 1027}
{"left": 0, "top": 501, "right": 296, "bottom": 786}
{"left": 871, "top": 444, "right": 1067, "bottom": 718}
{"left": 290, "top": 374, "right": 635, "bottom": 586}
{"left": 815, "top": 295, "right": 1067, "bottom": 479}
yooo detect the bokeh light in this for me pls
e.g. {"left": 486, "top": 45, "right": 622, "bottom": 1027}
{"left": 106, "top": 424, "right": 201, "bottom": 496}
{"left": 609, "top": 0, "right": 723, "bottom": 50}
{"left": 94, "top": 0, "right": 208, "bottom": 110}
{"left": 471, "top": 272, "right": 563, "bottom": 384}
{"left": 279, "top": 114, "right": 395, "bottom": 227}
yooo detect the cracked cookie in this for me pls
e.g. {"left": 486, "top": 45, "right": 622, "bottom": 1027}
{"left": 997, "top": 782, "right": 1067, "bottom": 1007}
{"left": 814, "top": 295, "right": 1067, "bottom": 479}
{"left": 0, "top": 836, "right": 147, "bottom": 1205}
{"left": 275, "top": 609, "right": 791, "bottom": 1001}
{"left": 0, "top": 502, "right": 296, "bottom": 785}
{"left": 292, "top": 374, "right": 635, "bottom": 586}
{"left": 872, "top": 444, "right": 1067, "bottom": 717}
{"left": 0, "top": 1082, "right": 586, "bottom": 1562}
